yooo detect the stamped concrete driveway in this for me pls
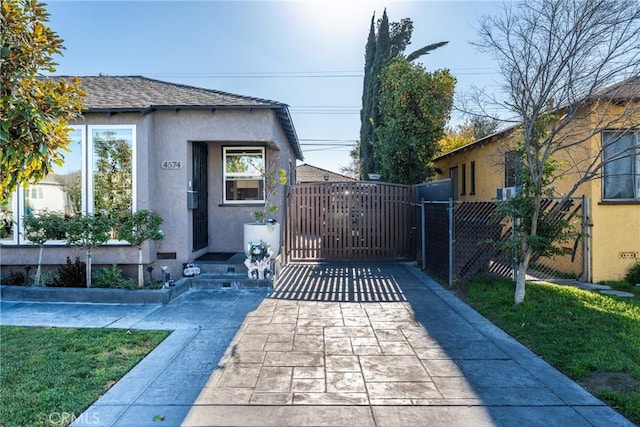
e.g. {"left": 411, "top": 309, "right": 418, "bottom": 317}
{"left": 183, "top": 264, "right": 632, "bottom": 427}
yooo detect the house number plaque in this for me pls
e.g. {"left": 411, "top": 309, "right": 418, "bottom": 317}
{"left": 161, "top": 161, "right": 183, "bottom": 169}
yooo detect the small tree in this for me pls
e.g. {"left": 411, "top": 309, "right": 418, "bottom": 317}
{"left": 116, "top": 210, "right": 164, "bottom": 287}
{"left": 252, "top": 159, "right": 287, "bottom": 224}
{"left": 65, "top": 213, "right": 113, "bottom": 287}
{"left": 469, "top": 0, "right": 640, "bottom": 303}
{"left": 22, "top": 209, "right": 64, "bottom": 285}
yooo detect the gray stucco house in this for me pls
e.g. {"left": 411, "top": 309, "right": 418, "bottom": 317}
{"left": 0, "top": 76, "right": 302, "bottom": 274}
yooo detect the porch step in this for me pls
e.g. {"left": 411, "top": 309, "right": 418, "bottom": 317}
{"left": 189, "top": 273, "right": 272, "bottom": 289}
{"left": 193, "top": 252, "right": 248, "bottom": 275}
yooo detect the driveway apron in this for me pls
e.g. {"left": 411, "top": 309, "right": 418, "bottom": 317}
{"left": 182, "top": 264, "right": 632, "bottom": 427}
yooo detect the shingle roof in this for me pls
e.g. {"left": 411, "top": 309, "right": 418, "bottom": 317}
{"left": 71, "top": 75, "right": 281, "bottom": 110}
{"left": 52, "top": 75, "right": 303, "bottom": 160}
{"left": 591, "top": 76, "right": 640, "bottom": 102}
{"left": 296, "top": 164, "right": 355, "bottom": 183}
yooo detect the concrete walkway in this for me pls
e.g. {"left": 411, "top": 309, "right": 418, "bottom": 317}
{"left": 0, "top": 264, "right": 633, "bottom": 427}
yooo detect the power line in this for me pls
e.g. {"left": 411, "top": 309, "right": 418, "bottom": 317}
{"left": 126, "top": 67, "right": 498, "bottom": 79}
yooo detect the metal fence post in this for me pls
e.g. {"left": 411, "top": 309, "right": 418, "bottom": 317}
{"left": 448, "top": 198, "right": 454, "bottom": 286}
{"left": 421, "top": 199, "right": 426, "bottom": 269}
{"left": 512, "top": 213, "right": 518, "bottom": 281}
{"left": 582, "top": 195, "right": 592, "bottom": 283}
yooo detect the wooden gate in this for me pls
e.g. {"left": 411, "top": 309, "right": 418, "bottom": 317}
{"left": 285, "top": 182, "right": 414, "bottom": 262}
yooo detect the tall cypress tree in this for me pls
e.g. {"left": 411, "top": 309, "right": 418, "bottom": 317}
{"left": 359, "top": 14, "right": 377, "bottom": 180}
{"left": 361, "top": 9, "right": 391, "bottom": 179}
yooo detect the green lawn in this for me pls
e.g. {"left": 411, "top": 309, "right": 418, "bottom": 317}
{"left": 460, "top": 277, "right": 640, "bottom": 425}
{"left": 0, "top": 326, "right": 169, "bottom": 427}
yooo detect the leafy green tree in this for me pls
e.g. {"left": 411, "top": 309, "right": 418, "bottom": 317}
{"left": 116, "top": 210, "right": 164, "bottom": 287}
{"left": 438, "top": 116, "right": 500, "bottom": 154}
{"left": 65, "top": 213, "right": 114, "bottom": 287}
{"left": 22, "top": 209, "right": 64, "bottom": 285}
{"left": 470, "top": 116, "right": 499, "bottom": 140}
{"left": 439, "top": 122, "right": 476, "bottom": 154}
{"left": 0, "top": 0, "right": 85, "bottom": 203}
{"left": 376, "top": 58, "right": 455, "bottom": 184}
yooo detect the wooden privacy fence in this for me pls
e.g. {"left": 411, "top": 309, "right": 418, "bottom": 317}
{"left": 285, "top": 182, "right": 414, "bottom": 262}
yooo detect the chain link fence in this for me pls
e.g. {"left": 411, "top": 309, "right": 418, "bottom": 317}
{"left": 418, "top": 197, "right": 589, "bottom": 285}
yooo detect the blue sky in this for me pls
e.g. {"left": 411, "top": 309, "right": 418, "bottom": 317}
{"left": 45, "top": 0, "right": 503, "bottom": 174}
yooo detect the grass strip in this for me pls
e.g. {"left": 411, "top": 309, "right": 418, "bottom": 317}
{"left": 461, "top": 277, "right": 640, "bottom": 425}
{"left": 0, "top": 326, "right": 169, "bottom": 427}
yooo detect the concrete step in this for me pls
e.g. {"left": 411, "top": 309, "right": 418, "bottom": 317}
{"left": 189, "top": 273, "right": 272, "bottom": 289}
{"left": 192, "top": 252, "right": 249, "bottom": 275}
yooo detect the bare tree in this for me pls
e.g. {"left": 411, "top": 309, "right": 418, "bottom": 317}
{"left": 471, "top": 0, "right": 640, "bottom": 303}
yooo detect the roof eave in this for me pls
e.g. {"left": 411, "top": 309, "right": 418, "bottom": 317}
{"left": 84, "top": 104, "right": 303, "bottom": 161}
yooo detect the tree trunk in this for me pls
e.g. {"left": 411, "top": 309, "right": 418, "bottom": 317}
{"left": 515, "top": 246, "right": 533, "bottom": 304}
{"left": 86, "top": 249, "right": 92, "bottom": 288}
{"left": 35, "top": 244, "right": 44, "bottom": 286}
{"left": 138, "top": 247, "right": 144, "bottom": 288}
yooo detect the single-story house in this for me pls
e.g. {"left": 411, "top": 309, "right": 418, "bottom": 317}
{"left": 0, "top": 76, "right": 303, "bottom": 274}
{"left": 295, "top": 164, "right": 356, "bottom": 183}
{"left": 432, "top": 77, "right": 640, "bottom": 282}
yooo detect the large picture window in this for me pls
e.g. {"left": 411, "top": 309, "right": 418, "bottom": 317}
{"left": 602, "top": 131, "right": 639, "bottom": 201}
{"left": 223, "top": 147, "right": 265, "bottom": 203}
{"left": 89, "top": 126, "right": 135, "bottom": 215}
{"left": 1, "top": 125, "right": 136, "bottom": 245}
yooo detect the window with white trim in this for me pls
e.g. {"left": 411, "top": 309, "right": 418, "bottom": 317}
{"left": 0, "top": 125, "right": 136, "bottom": 245}
{"left": 602, "top": 130, "right": 639, "bottom": 201}
{"left": 223, "top": 147, "right": 265, "bottom": 203}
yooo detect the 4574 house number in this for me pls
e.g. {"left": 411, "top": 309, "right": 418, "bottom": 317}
{"left": 161, "top": 161, "right": 183, "bottom": 169}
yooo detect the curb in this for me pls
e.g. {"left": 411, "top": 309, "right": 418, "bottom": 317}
{"left": 0, "top": 278, "right": 191, "bottom": 304}
{"left": 0, "top": 275, "right": 274, "bottom": 304}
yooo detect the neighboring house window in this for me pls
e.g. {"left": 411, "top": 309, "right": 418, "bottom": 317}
{"left": 27, "top": 187, "right": 43, "bottom": 200}
{"left": 223, "top": 147, "right": 265, "bottom": 203}
{"left": 470, "top": 161, "right": 476, "bottom": 195}
{"left": 461, "top": 163, "right": 467, "bottom": 195}
{"left": 504, "top": 150, "right": 521, "bottom": 187}
{"left": 602, "top": 131, "right": 639, "bottom": 201}
{"left": 449, "top": 166, "right": 459, "bottom": 201}
{"left": 1, "top": 125, "right": 136, "bottom": 245}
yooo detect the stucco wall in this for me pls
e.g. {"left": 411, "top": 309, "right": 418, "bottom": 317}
{"left": 0, "top": 108, "right": 297, "bottom": 274}
{"left": 432, "top": 116, "right": 639, "bottom": 282}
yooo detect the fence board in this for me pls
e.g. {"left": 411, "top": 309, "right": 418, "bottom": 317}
{"left": 286, "top": 182, "right": 413, "bottom": 262}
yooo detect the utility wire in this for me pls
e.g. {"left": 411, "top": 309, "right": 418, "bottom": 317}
{"left": 133, "top": 67, "right": 497, "bottom": 79}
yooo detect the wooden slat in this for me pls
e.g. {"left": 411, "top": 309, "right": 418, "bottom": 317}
{"left": 286, "top": 182, "right": 413, "bottom": 262}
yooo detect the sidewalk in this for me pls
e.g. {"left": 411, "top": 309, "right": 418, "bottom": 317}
{"left": 0, "top": 264, "right": 633, "bottom": 427}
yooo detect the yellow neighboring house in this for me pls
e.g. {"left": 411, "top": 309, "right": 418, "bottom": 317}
{"left": 433, "top": 77, "right": 640, "bottom": 283}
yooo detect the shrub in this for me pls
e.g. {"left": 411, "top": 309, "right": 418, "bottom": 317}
{"left": 93, "top": 265, "right": 136, "bottom": 289}
{"left": 30, "top": 271, "right": 55, "bottom": 287}
{"left": 51, "top": 257, "right": 87, "bottom": 288}
{"left": 2, "top": 269, "right": 26, "bottom": 286}
{"left": 625, "top": 262, "right": 640, "bottom": 285}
